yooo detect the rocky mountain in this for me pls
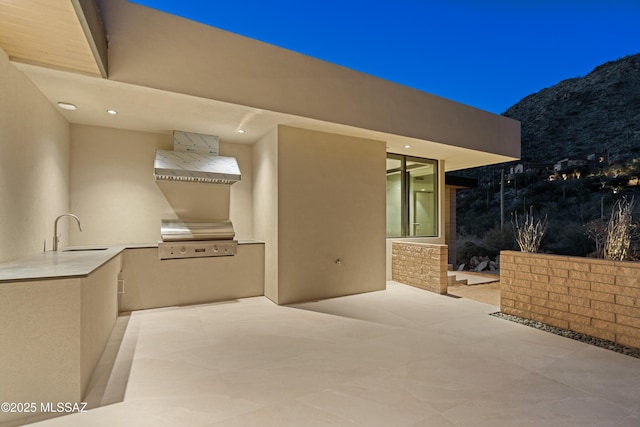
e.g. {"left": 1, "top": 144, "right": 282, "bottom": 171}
{"left": 503, "top": 53, "right": 640, "bottom": 163}
{"left": 453, "top": 53, "right": 640, "bottom": 259}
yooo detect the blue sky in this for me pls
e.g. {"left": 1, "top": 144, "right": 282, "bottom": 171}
{"left": 134, "top": 0, "right": 639, "bottom": 114}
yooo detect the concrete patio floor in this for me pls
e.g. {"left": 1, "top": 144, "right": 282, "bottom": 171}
{"left": 24, "top": 282, "right": 640, "bottom": 427}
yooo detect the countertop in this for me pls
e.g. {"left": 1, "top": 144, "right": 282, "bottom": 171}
{"left": 0, "top": 246, "right": 126, "bottom": 283}
{"left": 0, "top": 240, "right": 264, "bottom": 283}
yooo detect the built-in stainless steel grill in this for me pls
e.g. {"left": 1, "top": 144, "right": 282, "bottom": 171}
{"left": 158, "top": 219, "right": 237, "bottom": 259}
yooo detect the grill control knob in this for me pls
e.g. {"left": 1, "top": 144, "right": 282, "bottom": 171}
{"left": 180, "top": 246, "right": 186, "bottom": 254}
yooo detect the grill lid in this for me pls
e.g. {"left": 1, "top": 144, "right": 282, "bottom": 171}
{"left": 160, "top": 219, "right": 235, "bottom": 242}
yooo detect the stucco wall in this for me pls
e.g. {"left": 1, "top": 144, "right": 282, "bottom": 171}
{"left": 252, "top": 127, "right": 279, "bottom": 302}
{"left": 0, "top": 48, "right": 70, "bottom": 262}
{"left": 501, "top": 251, "right": 640, "bottom": 349}
{"left": 276, "top": 126, "right": 386, "bottom": 304}
{"left": 69, "top": 124, "right": 253, "bottom": 245}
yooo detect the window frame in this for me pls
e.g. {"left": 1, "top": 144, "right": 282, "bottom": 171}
{"left": 386, "top": 154, "right": 438, "bottom": 238}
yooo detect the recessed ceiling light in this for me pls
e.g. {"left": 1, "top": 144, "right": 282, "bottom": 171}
{"left": 106, "top": 109, "right": 118, "bottom": 115}
{"left": 237, "top": 129, "right": 246, "bottom": 134}
{"left": 57, "top": 102, "right": 77, "bottom": 111}
{"left": 404, "top": 145, "right": 411, "bottom": 149}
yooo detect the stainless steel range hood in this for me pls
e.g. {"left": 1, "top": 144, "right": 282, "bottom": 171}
{"left": 154, "top": 131, "right": 241, "bottom": 184}
{"left": 154, "top": 150, "right": 241, "bottom": 184}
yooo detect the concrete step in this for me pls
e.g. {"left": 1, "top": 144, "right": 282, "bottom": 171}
{"left": 447, "top": 271, "right": 500, "bottom": 286}
{"left": 447, "top": 274, "right": 469, "bottom": 286}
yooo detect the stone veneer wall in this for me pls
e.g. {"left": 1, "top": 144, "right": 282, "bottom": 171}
{"left": 501, "top": 250, "right": 640, "bottom": 349}
{"left": 392, "top": 242, "right": 448, "bottom": 294}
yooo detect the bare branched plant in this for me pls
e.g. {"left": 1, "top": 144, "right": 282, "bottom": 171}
{"left": 603, "top": 197, "right": 636, "bottom": 261}
{"left": 585, "top": 219, "right": 607, "bottom": 258}
{"left": 512, "top": 209, "right": 547, "bottom": 253}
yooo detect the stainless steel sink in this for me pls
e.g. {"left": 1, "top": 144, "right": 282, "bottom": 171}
{"left": 62, "top": 248, "right": 108, "bottom": 252}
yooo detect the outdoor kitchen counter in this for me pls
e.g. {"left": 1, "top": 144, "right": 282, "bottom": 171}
{"left": 119, "top": 241, "right": 266, "bottom": 312}
{"left": 0, "top": 247, "right": 125, "bottom": 424}
{"left": 0, "top": 245, "right": 126, "bottom": 283}
{"left": 0, "top": 241, "right": 265, "bottom": 283}
{"left": 0, "top": 240, "right": 264, "bottom": 284}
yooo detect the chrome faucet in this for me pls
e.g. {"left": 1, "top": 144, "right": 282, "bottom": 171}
{"left": 53, "top": 214, "right": 82, "bottom": 251}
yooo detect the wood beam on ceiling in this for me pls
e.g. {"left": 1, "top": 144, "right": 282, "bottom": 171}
{"left": 71, "top": 0, "right": 108, "bottom": 78}
{"left": 0, "top": 0, "right": 106, "bottom": 77}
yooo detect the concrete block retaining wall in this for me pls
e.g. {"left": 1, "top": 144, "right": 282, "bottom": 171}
{"left": 391, "top": 242, "right": 448, "bottom": 294}
{"left": 501, "top": 250, "right": 640, "bottom": 348}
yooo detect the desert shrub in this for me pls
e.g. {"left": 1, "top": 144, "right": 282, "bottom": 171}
{"left": 512, "top": 210, "right": 547, "bottom": 253}
{"left": 586, "top": 197, "right": 637, "bottom": 260}
{"left": 585, "top": 218, "right": 607, "bottom": 258}
{"left": 603, "top": 197, "right": 636, "bottom": 261}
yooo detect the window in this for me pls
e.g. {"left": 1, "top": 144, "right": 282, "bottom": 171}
{"left": 386, "top": 154, "right": 438, "bottom": 237}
